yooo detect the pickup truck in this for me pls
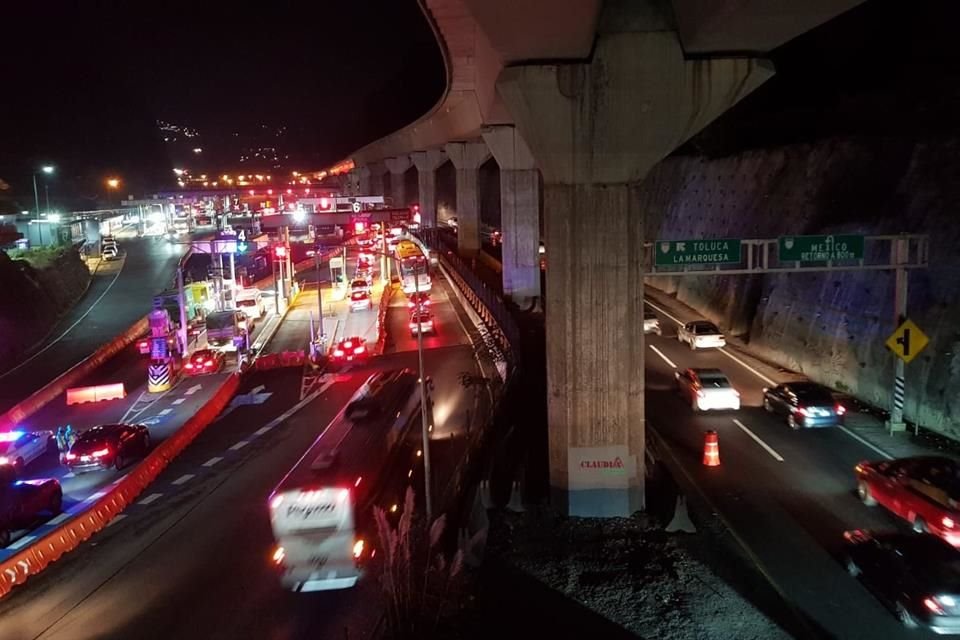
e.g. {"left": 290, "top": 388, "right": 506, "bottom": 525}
{"left": 0, "top": 466, "right": 62, "bottom": 546}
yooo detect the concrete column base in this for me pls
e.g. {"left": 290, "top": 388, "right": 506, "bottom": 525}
{"left": 411, "top": 150, "right": 448, "bottom": 228}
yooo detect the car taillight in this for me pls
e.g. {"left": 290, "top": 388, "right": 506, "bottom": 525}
{"left": 65, "top": 452, "right": 77, "bottom": 461}
{"left": 185, "top": 363, "right": 193, "bottom": 369}
{"left": 410, "top": 322, "right": 417, "bottom": 329}
{"left": 0, "top": 457, "right": 9, "bottom": 465}
{"left": 354, "top": 346, "right": 365, "bottom": 354}
{"left": 732, "top": 390, "right": 740, "bottom": 397}
{"left": 836, "top": 404, "right": 846, "bottom": 415}
{"left": 204, "top": 360, "right": 213, "bottom": 366}
{"left": 333, "top": 349, "right": 344, "bottom": 357}
{"left": 344, "top": 341, "right": 352, "bottom": 349}
{"left": 924, "top": 597, "right": 946, "bottom": 614}
{"left": 353, "top": 539, "right": 365, "bottom": 559}
{"left": 92, "top": 448, "right": 110, "bottom": 458}
{"left": 944, "top": 517, "right": 956, "bottom": 530}
{"left": 272, "top": 546, "right": 285, "bottom": 566}
{"left": 798, "top": 407, "right": 811, "bottom": 417}
{"left": 696, "top": 390, "right": 706, "bottom": 398}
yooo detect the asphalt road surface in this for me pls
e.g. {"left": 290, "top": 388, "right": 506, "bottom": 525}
{"left": 0, "top": 266, "right": 485, "bottom": 640}
{"left": 644, "top": 302, "right": 938, "bottom": 640}
{"left": 0, "top": 236, "right": 184, "bottom": 413}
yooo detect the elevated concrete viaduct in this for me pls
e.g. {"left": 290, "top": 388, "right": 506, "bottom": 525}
{"left": 347, "top": 0, "right": 864, "bottom": 516}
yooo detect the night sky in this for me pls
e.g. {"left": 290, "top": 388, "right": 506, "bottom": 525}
{"left": 0, "top": 1, "right": 444, "bottom": 203}
{"left": 3, "top": 0, "right": 960, "bottom": 209}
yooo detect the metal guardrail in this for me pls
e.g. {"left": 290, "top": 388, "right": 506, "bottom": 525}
{"left": 415, "top": 229, "right": 520, "bottom": 367}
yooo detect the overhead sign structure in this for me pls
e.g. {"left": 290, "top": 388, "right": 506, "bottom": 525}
{"left": 655, "top": 239, "right": 741, "bottom": 267}
{"left": 778, "top": 234, "right": 864, "bottom": 263}
{"left": 885, "top": 319, "right": 929, "bottom": 364}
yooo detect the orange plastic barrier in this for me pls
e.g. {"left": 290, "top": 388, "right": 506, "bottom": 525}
{"left": 65, "top": 383, "right": 126, "bottom": 405}
{"left": 703, "top": 430, "right": 721, "bottom": 467}
{"left": 0, "top": 373, "right": 240, "bottom": 598}
{"left": 0, "top": 316, "right": 149, "bottom": 430}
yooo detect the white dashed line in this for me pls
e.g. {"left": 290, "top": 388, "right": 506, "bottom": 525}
{"left": 648, "top": 344, "right": 677, "bottom": 369}
{"left": 253, "top": 426, "right": 272, "bottom": 437}
{"left": 158, "top": 408, "right": 173, "bottom": 416}
{"left": 137, "top": 493, "right": 163, "bottom": 506}
{"left": 171, "top": 398, "right": 186, "bottom": 405}
{"left": 184, "top": 385, "right": 202, "bottom": 396}
{"left": 107, "top": 514, "right": 127, "bottom": 527}
{"left": 48, "top": 512, "right": 71, "bottom": 526}
{"left": 8, "top": 535, "right": 36, "bottom": 550}
{"left": 229, "top": 441, "right": 249, "bottom": 451}
{"left": 202, "top": 456, "right": 223, "bottom": 467}
{"left": 732, "top": 419, "right": 785, "bottom": 462}
{"left": 172, "top": 474, "right": 195, "bottom": 485}
{"left": 718, "top": 348, "right": 777, "bottom": 387}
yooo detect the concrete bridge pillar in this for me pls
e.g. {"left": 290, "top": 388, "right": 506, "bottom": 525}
{"left": 482, "top": 125, "right": 541, "bottom": 306}
{"left": 365, "top": 162, "right": 387, "bottom": 197}
{"left": 345, "top": 168, "right": 361, "bottom": 196}
{"left": 411, "top": 149, "right": 448, "bottom": 228}
{"left": 358, "top": 166, "right": 372, "bottom": 196}
{"left": 385, "top": 156, "right": 412, "bottom": 208}
{"left": 498, "top": 24, "right": 773, "bottom": 516}
{"left": 445, "top": 141, "right": 491, "bottom": 257}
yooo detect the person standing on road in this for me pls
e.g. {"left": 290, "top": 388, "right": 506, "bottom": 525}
{"left": 65, "top": 425, "right": 76, "bottom": 452}
{"left": 55, "top": 426, "right": 66, "bottom": 464}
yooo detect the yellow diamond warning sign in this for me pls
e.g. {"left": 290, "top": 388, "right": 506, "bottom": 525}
{"left": 885, "top": 319, "right": 929, "bottom": 364}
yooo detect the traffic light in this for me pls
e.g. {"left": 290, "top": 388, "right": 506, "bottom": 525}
{"left": 274, "top": 245, "right": 287, "bottom": 259}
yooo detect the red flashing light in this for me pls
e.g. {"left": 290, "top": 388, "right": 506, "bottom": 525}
{"left": 354, "top": 222, "right": 365, "bottom": 234}
{"left": 274, "top": 245, "right": 287, "bottom": 258}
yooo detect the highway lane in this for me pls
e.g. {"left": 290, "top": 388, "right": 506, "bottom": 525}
{"left": 0, "top": 236, "right": 185, "bottom": 413}
{"left": 1, "top": 314, "right": 274, "bottom": 555}
{"left": 0, "top": 268, "right": 485, "bottom": 639}
{"left": 644, "top": 308, "right": 936, "bottom": 639}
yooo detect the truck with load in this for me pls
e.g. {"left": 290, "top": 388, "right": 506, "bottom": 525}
{"left": 206, "top": 310, "right": 251, "bottom": 351}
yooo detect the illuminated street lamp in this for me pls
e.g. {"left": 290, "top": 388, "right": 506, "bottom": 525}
{"left": 106, "top": 177, "right": 120, "bottom": 190}
{"left": 33, "top": 165, "right": 54, "bottom": 245}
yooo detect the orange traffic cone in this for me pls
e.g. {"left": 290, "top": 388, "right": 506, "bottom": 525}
{"left": 703, "top": 430, "right": 721, "bottom": 467}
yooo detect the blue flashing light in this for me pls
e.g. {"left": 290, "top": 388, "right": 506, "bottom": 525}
{"left": 0, "top": 431, "right": 24, "bottom": 442}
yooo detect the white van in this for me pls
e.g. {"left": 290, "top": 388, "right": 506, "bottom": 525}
{"left": 236, "top": 288, "right": 265, "bottom": 320}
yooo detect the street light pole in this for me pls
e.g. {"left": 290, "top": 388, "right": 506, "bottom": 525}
{"left": 413, "top": 258, "right": 433, "bottom": 522}
{"left": 32, "top": 174, "right": 41, "bottom": 245}
{"left": 44, "top": 184, "right": 50, "bottom": 215}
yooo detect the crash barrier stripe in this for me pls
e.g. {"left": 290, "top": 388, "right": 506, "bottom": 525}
{"left": 0, "top": 316, "right": 149, "bottom": 431}
{"left": 374, "top": 284, "right": 397, "bottom": 356}
{"left": 65, "top": 383, "right": 126, "bottom": 406}
{"left": 147, "top": 364, "right": 171, "bottom": 386}
{"left": 0, "top": 373, "right": 241, "bottom": 599}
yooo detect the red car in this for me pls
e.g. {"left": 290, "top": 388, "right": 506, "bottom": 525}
{"left": 856, "top": 456, "right": 960, "bottom": 546}
{"left": 184, "top": 349, "right": 225, "bottom": 375}
{"left": 406, "top": 292, "right": 431, "bottom": 310}
{"left": 330, "top": 337, "right": 368, "bottom": 366}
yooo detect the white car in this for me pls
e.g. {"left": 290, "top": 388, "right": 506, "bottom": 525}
{"left": 409, "top": 311, "right": 435, "bottom": 335}
{"left": 102, "top": 245, "right": 119, "bottom": 261}
{"left": 350, "top": 290, "right": 372, "bottom": 312}
{"left": 675, "top": 369, "right": 741, "bottom": 412}
{"left": 0, "top": 430, "right": 54, "bottom": 472}
{"left": 677, "top": 320, "right": 726, "bottom": 350}
{"left": 236, "top": 289, "right": 265, "bottom": 320}
{"left": 643, "top": 309, "right": 661, "bottom": 335}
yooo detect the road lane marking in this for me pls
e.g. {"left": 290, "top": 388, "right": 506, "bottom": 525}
{"left": 253, "top": 426, "right": 272, "bottom": 437}
{"left": 202, "top": 456, "right": 223, "bottom": 467}
{"left": 107, "top": 514, "right": 127, "bottom": 527}
{"left": 172, "top": 474, "right": 194, "bottom": 485}
{"left": 317, "top": 379, "right": 336, "bottom": 395}
{"left": 644, "top": 299, "right": 683, "bottom": 327}
{"left": 48, "top": 512, "right": 71, "bottom": 526}
{"left": 0, "top": 254, "right": 126, "bottom": 380}
{"left": 158, "top": 408, "right": 173, "bottom": 416}
{"left": 137, "top": 493, "right": 163, "bottom": 505}
{"left": 86, "top": 491, "right": 107, "bottom": 502}
{"left": 718, "top": 348, "right": 777, "bottom": 387}
{"left": 185, "top": 385, "right": 202, "bottom": 395}
{"left": 732, "top": 419, "right": 785, "bottom": 462}
{"left": 648, "top": 344, "right": 677, "bottom": 369}
{"left": 229, "top": 441, "right": 248, "bottom": 451}
{"left": 171, "top": 398, "right": 185, "bottom": 405}
{"left": 8, "top": 535, "right": 36, "bottom": 550}
{"left": 838, "top": 425, "right": 894, "bottom": 460}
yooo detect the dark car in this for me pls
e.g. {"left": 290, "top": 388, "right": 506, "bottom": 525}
{"left": 844, "top": 530, "right": 960, "bottom": 633}
{"left": 184, "top": 348, "right": 225, "bottom": 376}
{"left": 65, "top": 424, "right": 151, "bottom": 473}
{"left": 406, "top": 291, "right": 431, "bottom": 311}
{"left": 0, "top": 466, "right": 61, "bottom": 546}
{"left": 856, "top": 456, "right": 960, "bottom": 547}
{"left": 763, "top": 381, "right": 846, "bottom": 429}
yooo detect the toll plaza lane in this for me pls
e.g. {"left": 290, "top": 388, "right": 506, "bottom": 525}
{"left": 0, "top": 236, "right": 184, "bottom": 414}
{"left": 0, "top": 262, "right": 487, "bottom": 640}
{"left": 0, "top": 316, "right": 272, "bottom": 556}
{"left": 643, "top": 306, "right": 935, "bottom": 639}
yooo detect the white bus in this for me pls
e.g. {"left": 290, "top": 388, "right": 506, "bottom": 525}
{"left": 395, "top": 239, "right": 432, "bottom": 294}
{"left": 268, "top": 369, "right": 421, "bottom": 592}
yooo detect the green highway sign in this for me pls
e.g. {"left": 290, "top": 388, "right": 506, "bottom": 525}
{"left": 655, "top": 239, "right": 741, "bottom": 266}
{"left": 778, "top": 234, "right": 864, "bottom": 263}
